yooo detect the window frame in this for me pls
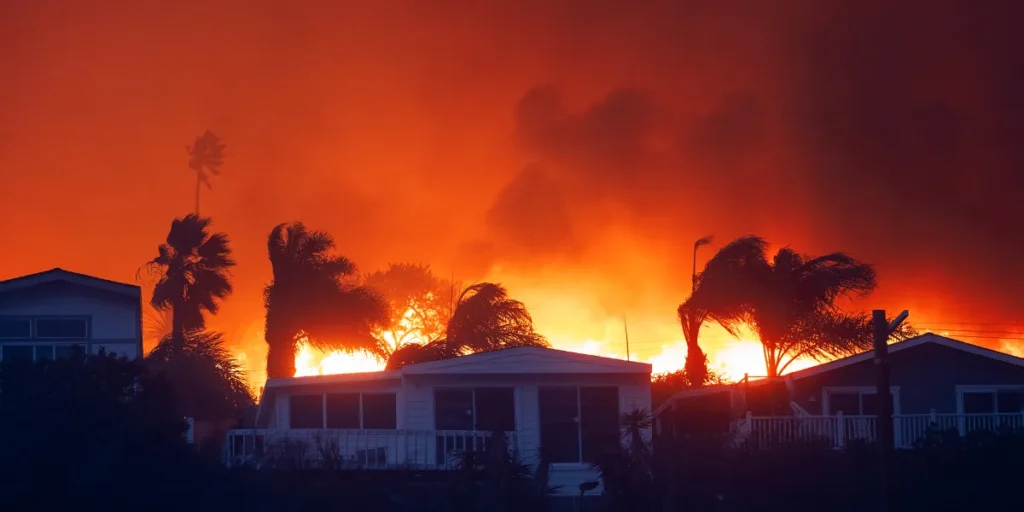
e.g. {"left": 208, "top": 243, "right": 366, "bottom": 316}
{"left": 32, "top": 316, "right": 90, "bottom": 340}
{"left": 822, "top": 386, "right": 901, "bottom": 416}
{"left": 0, "top": 317, "right": 32, "bottom": 339}
{"left": 538, "top": 385, "right": 622, "bottom": 466}
{"left": 956, "top": 385, "right": 1024, "bottom": 414}
{"left": 290, "top": 391, "right": 400, "bottom": 429}
{"left": 432, "top": 387, "right": 517, "bottom": 432}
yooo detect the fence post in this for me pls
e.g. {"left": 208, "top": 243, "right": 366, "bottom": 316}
{"left": 836, "top": 411, "right": 845, "bottom": 449}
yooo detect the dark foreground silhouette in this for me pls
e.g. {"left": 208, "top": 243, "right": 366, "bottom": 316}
{"left": 1, "top": 353, "right": 1021, "bottom": 511}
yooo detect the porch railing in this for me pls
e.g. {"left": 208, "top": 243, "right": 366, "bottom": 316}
{"left": 223, "top": 429, "right": 517, "bottom": 469}
{"left": 733, "top": 411, "right": 1024, "bottom": 450}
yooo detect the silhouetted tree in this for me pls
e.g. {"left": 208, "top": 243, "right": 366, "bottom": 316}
{"left": 651, "top": 367, "right": 726, "bottom": 408}
{"left": 678, "top": 236, "right": 766, "bottom": 385}
{"left": 365, "top": 263, "right": 457, "bottom": 359}
{"left": 146, "top": 214, "right": 235, "bottom": 348}
{"left": 688, "top": 236, "right": 879, "bottom": 377}
{"left": 263, "top": 222, "right": 389, "bottom": 378}
{"left": 385, "top": 339, "right": 457, "bottom": 370}
{"left": 593, "top": 408, "right": 655, "bottom": 512}
{"left": 187, "top": 130, "right": 225, "bottom": 215}
{"left": 445, "top": 283, "right": 547, "bottom": 353}
{"left": 146, "top": 330, "right": 253, "bottom": 421}
{"left": 385, "top": 282, "right": 548, "bottom": 370}
{"left": 143, "top": 304, "right": 172, "bottom": 351}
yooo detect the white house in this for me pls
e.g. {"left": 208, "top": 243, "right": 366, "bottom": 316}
{"left": 227, "top": 346, "right": 652, "bottom": 495}
{"left": 0, "top": 268, "right": 143, "bottom": 361}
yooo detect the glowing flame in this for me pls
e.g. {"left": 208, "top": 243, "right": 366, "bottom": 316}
{"left": 294, "top": 342, "right": 384, "bottom": 376}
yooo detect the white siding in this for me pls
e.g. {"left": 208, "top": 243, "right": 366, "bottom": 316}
{"left": 403, "top": 384, "right": 433, "bottom": 430}
{"left": 0, "top": 290, "right": 138, "bottom": 340}
{"left": 516, "top": 385, "right": 540, "bottom": 464}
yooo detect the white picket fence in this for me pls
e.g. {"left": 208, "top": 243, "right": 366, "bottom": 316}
{"left": 734, "top": 411, "right": 1024, "bottom": 449}
{"left": 223, "top": 429, "right": 517, "bottom": 469}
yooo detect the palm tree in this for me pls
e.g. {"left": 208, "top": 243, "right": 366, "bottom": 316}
{"left": 385, "top": 282, "right": 548, "bottom": 370}
{"left": 146, "top": 330, "right": 253, "bottom": 420}
{"left": 147, "top": 214, "right": 235, "bottom": 348}
{"left": 445, "top": 283, "right": 548, "bottom": 354}
{"left": 690, "top": 236, "right": 879, "bottom": 377}
{"left": 678, "top": 236, "right": 767, "bottom": 385}
{"left": 263, "top": 222, "right": 389, "bottom": 378}
{"left": 187, "top": 130, "right": 225, "bottom": 215}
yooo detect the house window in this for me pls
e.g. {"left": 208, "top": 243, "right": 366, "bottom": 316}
{"left": 362, "top": 394, "right": 397, "bottom": 429}
{"left": 322, "top": 392, "right": 398, "bottom": 429}
{"left": 960, "top": 387, "right": 1024, "bottom": 414}
{"left": 34, "top": 345, "right": 54, "bottom": 360}
{"left": 0, "top": 318, "right": 31, "bottom": 338}
{"left": 34, "top": 318, "right": 88, "bottom": 339}
{"left": 434, "top": 387, "right": 515, "bottom": 432}
{"left": 539, "top": 386, "right": 620, "bottom": 464}
{"left": 326, "top": 393, "right": 361, "bottom": 428}
{"left": 290, "top": 394, "right": 324, "bottom": 429}
{"left": 1, "top": 345, "right": 34, "bottom": 361}
{"left": 824, "top": 387, "right": 898, "bottom": 415}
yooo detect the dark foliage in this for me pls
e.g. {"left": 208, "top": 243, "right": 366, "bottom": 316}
{"left": 146, "top": 330, "right": 254, "bottom": 421}
{"left": 655, "top": 428, "right": 1024, "bottom": 512}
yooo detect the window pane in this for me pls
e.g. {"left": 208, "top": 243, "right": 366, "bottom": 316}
{"left": 363, "top": 394, "right": 397, "bottom": 429}
{"left": 54, "top": 344, "right": 84, "bottom": 359}
{"left": 2, "top": 345, "right": 34, "bottom": 361}
{"left": 997, "top": 390, "right": 1024, "bottom": 413}
{"left": 539, "top": 387, "right": 580, "bottom": 463}
{"left": 35, "top": 345, "right": 54, "bottom": 360}
{"left": 475, "top": 388, "right": 515, "bottom": 432}
{"left": 35, "top": 318, "right": 88, "bottom": 339}
{"left": 289, "top": 394, "right": 324, "bottom": 429}
{"left": 829, "top": 392, "right": 861, "bottom": 415}
{"left": 580, "top": 387, "right": 620, "bottom": 464}
{"left": 861, "top": 392, "right": 895, "bottom": 416}
{"left": 435, "top": 389, "right": 473, "bottom": 430}
{"left": 0, "top": 319, "right": 31, "bottom": 338}
{"left": 326, "top": 393, "right": 361, "bottom": 428}
{"left": 963, "top": 392, "right": 996, "bottom": 414}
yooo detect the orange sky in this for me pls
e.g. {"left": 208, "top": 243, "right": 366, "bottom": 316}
{"left": 2, "top": 1, "right": 1023, "bottom": 389}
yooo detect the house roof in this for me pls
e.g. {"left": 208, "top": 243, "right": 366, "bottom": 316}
{"left": 0, "top": 268, "right": 140, "bottom": 298}
{"left": 653, "top": 334, "right": 1024, "bottom": 417}
{"left": 400, "top": 345, "right": 653, "bottom": 375}
{"left": 782, "top": 333, "right": 1024, "bottom": 380}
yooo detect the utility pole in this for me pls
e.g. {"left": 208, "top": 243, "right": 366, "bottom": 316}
{"left": 623, "top": 314, "right": 631, "bottom": 361}
{"left": 874, "top": 309, "right": 908, "bottom": 512}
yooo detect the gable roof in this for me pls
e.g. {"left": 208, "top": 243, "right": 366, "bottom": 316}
{"left": 400, "top": 345, "right": 652, "bottom": 375}
{"left": 784, "top": 333, "right": 1024, "bottom": 381}
{"left": 0, "top": 268, "right": 140, "bottom": 298}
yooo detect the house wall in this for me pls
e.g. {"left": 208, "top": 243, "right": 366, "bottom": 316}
{"left": 268, "top": 371, "right": 652, "bottom": 496}
{"left": 790, "top": 343, "right": 1024, "bottom": 414}
{"left": 0, "top": 281, "right": 142, "bottom": 360}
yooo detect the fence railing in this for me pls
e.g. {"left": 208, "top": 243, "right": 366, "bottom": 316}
{"left": 734, "top": 411, "right": 1024, "bottom": 450}
{"left": 223, "top": 429, "right": 517, "bottom": 469}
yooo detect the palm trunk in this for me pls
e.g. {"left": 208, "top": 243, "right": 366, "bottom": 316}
{"left": 194, "top": 172, "right": 201, "bottom": 215}
{"left": 266, "top": 339, "right": 297, "bottom": 379}
{"left": 681, "top": 314, "right": 708, "bottom": 387}
{"left": 171, "top": 300, "right": 185, "bottom": 352}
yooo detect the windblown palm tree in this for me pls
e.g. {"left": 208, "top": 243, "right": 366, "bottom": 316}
{"left": 678, "top": 236, "right": 767, "bottom": 385}
{"left": 689, "top": 236, "right": 880, "bottom": 377}
{"left": 263, "top": 222, "right": 389, "bottom": 378}
{"left": 147, "top": 214, "right": 235, "bottom": 348}
{"left": 385, "top": 282, "right": 548, "bottom": 369}
{"left": 187, "top": 130, "right": 225, "bottom": 215}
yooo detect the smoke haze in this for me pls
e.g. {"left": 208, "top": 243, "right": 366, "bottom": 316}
{"left": 3, "top": 0, "right": 1022, "bottom": 383}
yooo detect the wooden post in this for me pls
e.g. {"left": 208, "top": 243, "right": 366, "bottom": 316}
{"left": 873, "top": 310, "right": 894, "bottom": 512}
